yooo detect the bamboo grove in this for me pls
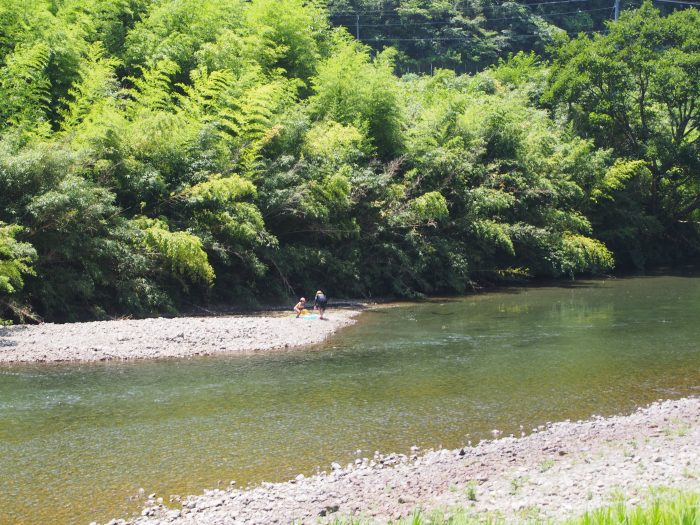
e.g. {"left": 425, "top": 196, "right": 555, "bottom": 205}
{"left": 0, "top": 0, "right": 698, "bottom": 321}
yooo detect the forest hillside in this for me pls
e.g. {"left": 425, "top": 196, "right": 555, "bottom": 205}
{"left": 0, "top": 0, "right": 698, "bottom": 322}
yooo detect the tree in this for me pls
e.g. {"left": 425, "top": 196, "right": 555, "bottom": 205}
{"left": 0, "top": 42, "right": 52, "bottom": 137}
{"left": 0, "top": 0, "right": 644, "bottom": 320}
{"left": 326, "top": 0, "right": 569, "bottom": 74}
{"left": 123, "top": 0, "right": 246, "bottom": 86}
{"left": 0, "top": 224, "right": 36, "bottom": 323}
{"left": 401, "top": 66, "right": 614, "bottom": 284}
{"left": 545, "top": 2, "right": 700, "bottom": 265}
{"left": 310, "top": 34, "right": 404, "bottom": 158}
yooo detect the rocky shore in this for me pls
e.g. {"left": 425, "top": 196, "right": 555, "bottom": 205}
{"left": 104, "top": 396, "right": 699, "bottom": 525}
{"left": 0, "top": 309, "right": 359, "bottom": 363}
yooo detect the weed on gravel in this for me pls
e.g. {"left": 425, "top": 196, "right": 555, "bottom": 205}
{"left": 331, "top": 490, "right": 699, "bottom": 525}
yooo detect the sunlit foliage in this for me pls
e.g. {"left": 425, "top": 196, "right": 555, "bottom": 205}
{"left": 4, "top": 0, "right": 695, "bottom": 321}
{"left": 547, "top": 1, "right": 700, "bottom": 266}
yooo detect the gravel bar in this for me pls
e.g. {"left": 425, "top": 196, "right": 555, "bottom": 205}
{"left": 105, "top": 396, "right": 699, "bottom": 524}
{"left": 0, "top": 310, "right": 359, "bottom": 363}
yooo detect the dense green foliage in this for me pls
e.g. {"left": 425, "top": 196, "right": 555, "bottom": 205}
{"left": 0, "top": 0, "right": 697, "bottom": 321}
{"left": 546, "top": 3, "right": 700, "bottom": 267}
{"left": 327, "top": 0, "right": 626, "bottom": 74}
{"left": 327, "top": 0, "right": 695, "bottom": 74}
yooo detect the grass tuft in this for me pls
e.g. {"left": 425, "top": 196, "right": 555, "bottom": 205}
{"left": 333, "top": 490, "right": 700, "bottom": 525}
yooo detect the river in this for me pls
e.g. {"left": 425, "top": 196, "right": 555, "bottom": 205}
{"left": 1, "top": 274, "right": 699, "bottom": 524}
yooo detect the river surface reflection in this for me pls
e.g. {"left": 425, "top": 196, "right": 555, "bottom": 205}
{"left": 1, "top": 275, "right": 699, "bottom": 524}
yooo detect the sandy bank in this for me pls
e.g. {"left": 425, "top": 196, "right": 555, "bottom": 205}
{"left": 110, "top": 396, "right": 699, "bottom": 525}
{"left": 0, "top": 309, "right": 360, "bottom": 364}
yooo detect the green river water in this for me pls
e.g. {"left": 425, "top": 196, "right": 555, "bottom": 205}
{"left": 1, "top": 275, "right": 700, "bottom": 524}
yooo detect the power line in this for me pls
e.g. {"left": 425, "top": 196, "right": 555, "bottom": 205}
{"left": 351, "top": 6, "right": 611, "bottom": 27}
{"left": 360, "top": 29, "right": 603, "bottom": 42}
{"left": 328, "top": 0, "right": 591, "bottom": 17}
{"left": 509, "top": 28, "right": 608, "bottom": 38}
{"left": 652, "top": 0, "right": 700, "bottom": 5}
{"left": 511, "top": 0, "right": 592, "bottom": 5}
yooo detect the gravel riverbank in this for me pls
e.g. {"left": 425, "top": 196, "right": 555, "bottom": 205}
{"left": 108, "top": 396, "right": 699, "bottom": 525}
{"left": 0, "top": 309, "right": 359, "bottom": 363}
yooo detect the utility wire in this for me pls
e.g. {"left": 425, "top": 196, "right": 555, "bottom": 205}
{"left": 652, "top": 0, "right": 700, "bottom": 5}
{"left": 361, "top": 29, "right": 603, "bottom": 42}
{"left": 351, "top": 6, "right": 611, "bottom": 27}
{"left": 509, "top": 0, "right": 592, "bottom": 5}
{"left": 328, "top": 0, "right": 591, "bottom": 17}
